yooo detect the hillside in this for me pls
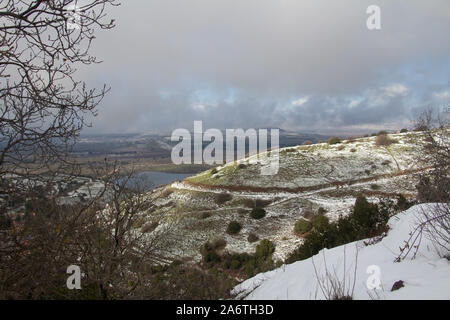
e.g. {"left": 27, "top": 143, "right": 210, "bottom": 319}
{"left": 143, "top": 132, "right": 431, "bottom": 262}
{"left": 233, "top": 204, "right": 450, "bottom": 300}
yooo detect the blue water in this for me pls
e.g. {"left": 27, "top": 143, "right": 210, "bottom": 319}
{"left": 129, "top": 171, "right": 192, "bottom": 191}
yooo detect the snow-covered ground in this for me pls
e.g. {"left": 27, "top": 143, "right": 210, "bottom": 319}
{"left": 141, "top": 132, "right": 436, "bottom": 263}
{"left": 233, "top": 204, "right": 450, "bottom": 300}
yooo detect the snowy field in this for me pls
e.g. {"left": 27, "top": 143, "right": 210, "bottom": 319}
{"left": 233, "top": 204, "right": 450, "bottom": 300}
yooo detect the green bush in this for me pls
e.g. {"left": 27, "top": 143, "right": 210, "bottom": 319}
{"left": 226, "top": 221, "right": 242, "bottom": 235}
{"left": 370, "top": 183, "right": 380, "bottom": 190}
{"left": 400, "top": 128, "right": 408, "bottom": 133}
{"left": 202, "top": 239, "right": 276, "bottom": 279}
{"left": 250, "top": 207, "right": 266, "bottom": 219}
{"left": 199, "top": 211, "right": 211, "bottom": 219}
{"left": 244, "top": 259, "right": 257, "bottom": 277}
{"left": 351, "top": 195, "right": 382, "bottom": 236}
{"left": 201, "top": 242, "right": 222, "bottom": 267}
{"left": 255, "top": 239, "right": 275, "bottom": 258}
{"left": 203, "top": 251, "right": 221, "bottom": 264}
{"left": 230, "top": 259, "right": 241, "bottom": 269}
{"left": 328, "top": 137, "right": 341, "bottom": 145}
{"left": 294, "top": 219, "right": 312, "bottom": 235}
{"left": 395, "top": 194, "right": 414, "bottom": 211}
{"left": 286, "top": 196, "right": 402, "bottom": 264}
{"left": 312, "top": 215, "right": 329, "bottom": 231}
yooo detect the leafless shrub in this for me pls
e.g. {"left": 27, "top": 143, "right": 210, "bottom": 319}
{"left": 413, "top": 109, "right": 449, "bottom": 203}
{"left": 395, "top": 203, "right": 449, "bottom": 261}
{"left": 160, "top": 188, "right": 174, "bottom": 198}
{"left": 141, "top": 221, "right": 159, "bottom": 234}
{"left": 210, "top": 237, "right": 227, "bottom": 251}
{"left": 242, "top": 198, "right": 271, "bottom": 209}
{"left": 247, "top": 233, "right": 259, "bottom": 243}
{"left": 255, "top": 198, "right": 272, "bottom": 208}
{"left": 215, "top": 192, "right": 233, "bottom": 205}
{"left": 312, "top": 245, "right": 358, "bottom": 300}
{"left": 302, "top": 209, "right": 315, "bottom": 220}
{"left": 395, "top": 109, "right": 450, "bottom": 261}
{"left": 375, "top": 134, "right": 396, "bottom": 147}
{"left": 243, "top": 198, "right": 255, "bottom": 208}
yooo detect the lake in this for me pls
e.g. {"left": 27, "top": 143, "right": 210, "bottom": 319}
{"left": 127, "top": 171, "right": 193, "bottom": 191}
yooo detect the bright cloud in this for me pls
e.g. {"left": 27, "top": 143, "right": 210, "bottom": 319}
{"left": 291, "top": 97, "right": 309, "bottom": 107}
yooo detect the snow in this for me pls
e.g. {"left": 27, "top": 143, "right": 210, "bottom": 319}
{"left": 143, "top": 132, "right": 437, "bottom": 264}
{"left": 233, "top": 204, "right": 450, "bottom": 300}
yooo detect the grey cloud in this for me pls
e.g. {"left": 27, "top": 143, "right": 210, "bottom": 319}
{"left": 80, "top": 0, "right": 450, "bottom": 134}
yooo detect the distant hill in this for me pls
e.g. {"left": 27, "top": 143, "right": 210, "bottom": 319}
{"left": 141, "top": 131, "right": 430, "bottom": 262}
{"left": 73, "top": 130, "right": 333, "bottom": 160}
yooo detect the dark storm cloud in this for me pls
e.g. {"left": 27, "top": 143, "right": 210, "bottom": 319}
{"left": 80, "top": 0, "right": 450, "bottom": 134}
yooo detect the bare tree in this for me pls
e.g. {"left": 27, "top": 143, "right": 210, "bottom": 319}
{"left": 395, "top": 109, "right": 450, "bottom": 261}
{"left": 413, "top": 109, "right": 449, "bottom": 203}
{"left": 0, "top": 1, "right": 237, "bottom": 300}
{"left": 0, "top": 0, "right": 118, "bottom": 181}
{"left": 0, "top": 163, "right": 184, "bottom": 299}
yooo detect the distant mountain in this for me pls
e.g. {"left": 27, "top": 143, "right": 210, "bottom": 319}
{"left": 74, "top": 130, "right": 334, "bottom": 159}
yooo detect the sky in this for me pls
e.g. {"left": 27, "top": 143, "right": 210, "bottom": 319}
{"left": 79, "top": 0, "right": 450, "bottom": 135}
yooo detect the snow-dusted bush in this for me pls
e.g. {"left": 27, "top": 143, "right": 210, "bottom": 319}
{"left": 375, "top": 134, "right": 396, "bottom": 146}
{"left": 226, "top": 221, "right": 242, "bottom": 235}
{"left": 255, "top": 239, "right": 275, "bottom": 258}
{"left": 294, "top": 219, "right": 312, "bottom": 235}
{"left": 312, "top": 215, "right": 330, "bottom": 231}
{"left": 247, "top": 233, "right": 259, "bottom": 243}
{"left": 328, "top": 137, "right": 341, "bottom": 145}
{"left": 215, "top": 192, "right": 233, "bottom": 205}
{"left": 250, "top": 207, "right": 266, "bottom": 219}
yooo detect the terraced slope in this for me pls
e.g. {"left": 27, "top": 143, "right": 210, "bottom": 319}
{"left": 141, "top": 132, "right": 429, "bottom": 263}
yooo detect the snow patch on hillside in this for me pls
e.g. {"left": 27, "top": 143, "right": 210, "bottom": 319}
{"left": 233, "top": 204, "right": 450, "bottom": 300}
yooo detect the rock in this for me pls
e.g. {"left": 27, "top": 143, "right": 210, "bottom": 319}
{"left": 391, "top": 280, "right": 405, "bottom": 291}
